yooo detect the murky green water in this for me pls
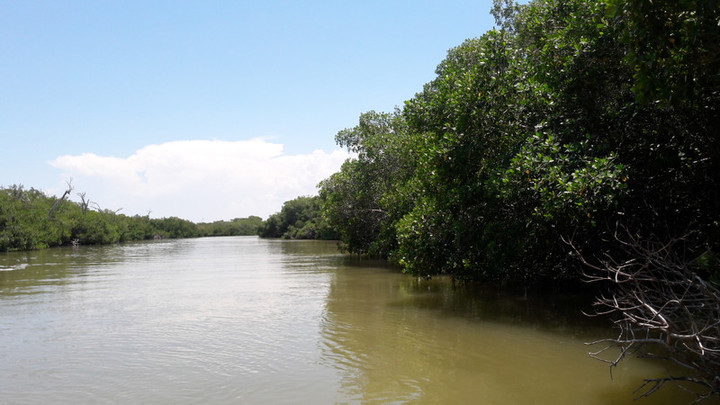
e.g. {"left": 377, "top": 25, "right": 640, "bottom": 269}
{"left": 0, "top": 237, "right": 709, "bottom": 403}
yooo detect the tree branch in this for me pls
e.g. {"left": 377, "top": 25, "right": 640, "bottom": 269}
{"left": 567, "top": 226, "right": 720, "bottom": 400}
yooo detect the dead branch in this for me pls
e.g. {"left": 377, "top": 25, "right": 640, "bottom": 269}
{"left": 48, "top": 179, "right": 73, "bottom": 219}
{"left": 567, "top": 226, "right": 720, "bottom": 400}
{"left": 77, "top": 192, "right": 91, "bottom": 215}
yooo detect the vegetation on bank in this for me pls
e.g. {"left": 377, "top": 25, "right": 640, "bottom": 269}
{"left": 0, "top": 184, "right": 263, "bottom": 251}
{"left": 197, "top": 216, "right": 264, "bottom": 237}
{"left": 258, "top": 196, "right": 337, "bottom": 240}
{"left": 321, "top": 0, "right": 719, "bottom": 284}
{"left": 312, "top": 0, "right": 718, "bottom": 399}
{"left": 0, "top": 181, "right": 325, "bottom": 251}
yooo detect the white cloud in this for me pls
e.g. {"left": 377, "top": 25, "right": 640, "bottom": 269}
{"left": 50, "top": 139, "right": 349, "bottom": 222}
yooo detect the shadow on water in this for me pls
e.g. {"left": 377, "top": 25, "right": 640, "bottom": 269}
{"left": 392, "top": 276, "right": 605, "bottom": 338}
{"left": 318, "top": 256, "right": 716, "bottom": 404}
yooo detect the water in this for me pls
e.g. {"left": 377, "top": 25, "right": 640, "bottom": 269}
{"left": 0, "top": 236, "right": 710, "bottom": 404}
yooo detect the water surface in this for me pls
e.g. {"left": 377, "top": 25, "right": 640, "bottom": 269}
{"left": 0, "top": 237, "right": 707, "bottom": 403}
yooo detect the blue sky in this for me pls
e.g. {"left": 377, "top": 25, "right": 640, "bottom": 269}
{"left": 1, "top": 0, "right": 497, "bottom": 221}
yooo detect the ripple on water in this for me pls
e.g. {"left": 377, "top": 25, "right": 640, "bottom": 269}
{"left": 0, "top": 237, "right": 711, "bottom": 404}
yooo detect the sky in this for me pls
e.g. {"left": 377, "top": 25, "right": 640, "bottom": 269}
{"left": 1, "top": 0, "right": 497, "bottom": 222}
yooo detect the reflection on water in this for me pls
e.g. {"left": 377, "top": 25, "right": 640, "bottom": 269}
{"left": 320, "top": 261, "right": 707, "bottom": 404}
{"left": 0, "top": 237, "right": 713, "bottom": 404}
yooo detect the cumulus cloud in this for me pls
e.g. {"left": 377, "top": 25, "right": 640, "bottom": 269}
{"left": 50, "top": 139, "right": 350, "bottom": 221}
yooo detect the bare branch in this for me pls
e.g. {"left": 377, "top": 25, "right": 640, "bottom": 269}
{"left": 48, "top": 179, "right": 73, "bottom": 219}
{"left": 77, "top": 192, "right": 92, "bottom": 215}
{"left": 568, "top": 226, "right": 720, "bottom": 400}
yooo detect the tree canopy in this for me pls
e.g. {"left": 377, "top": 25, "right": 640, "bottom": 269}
{"left": 320, "top": 0, "right": 719, "bottom": 282}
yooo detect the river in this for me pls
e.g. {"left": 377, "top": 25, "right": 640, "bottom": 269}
{"left": 0, "top": 236, "right": 707, "bottom": 404}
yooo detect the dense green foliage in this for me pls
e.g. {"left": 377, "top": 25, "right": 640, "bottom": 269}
{"left": 0, "top": 185, "right": 193, "bottom": 250}
{"left": 320, "top": 0, "right": 719, "bottom": 287}
{"left": 0, "top": 185, "right": 264, "bottom": 251}
{"left": 258, "top": 195, "right": 338, "bottom": 240}
{"left": 319, "top": 110, "right": 417, "bottom": 256}
{"left": 197, "top": 216, "right": 264, "bottom": 237}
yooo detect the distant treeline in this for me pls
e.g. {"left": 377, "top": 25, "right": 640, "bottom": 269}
{"left": 0, "top": 184, "right": 264, "bottom": 251}
{"left": 257, "top": 196, "right": 337, "bottom": 240}
{"left": 197, "top": 216, "right": 264, "bottom": 237}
